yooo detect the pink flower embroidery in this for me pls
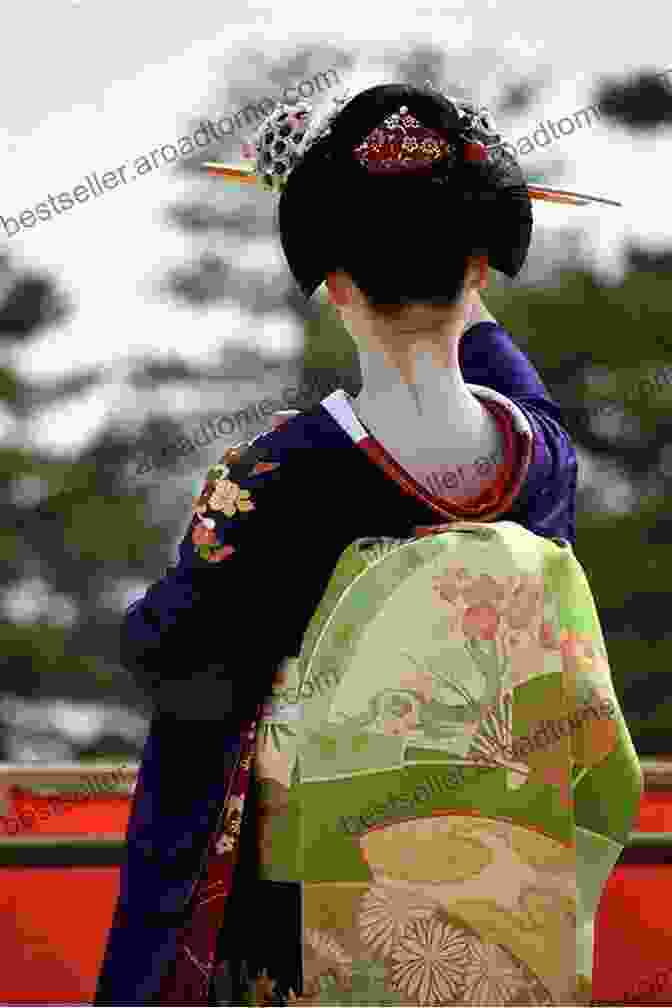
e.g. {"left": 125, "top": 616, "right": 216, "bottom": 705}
{"left": 190, "top": 463, "right": 255, "bottom": 561}
{"left": 463, "top": 605, "right": 499, "bottom": 640}
{"left": 462, "top": 574, "right": 505, "bottom": 607}
{"left": 207, "top": 545, "right": 236, "bottom": 563}
{"left": 432, "top": 566, "right": 469, "bottom": 603}
{"left": 192, "top": 523, "right": 217, "bottom": 546}
{"left": 358, "top": 885, "right": 434, "bottom": 959}
{"left": 505, "top": 575, "right": 543, "bottom": 631}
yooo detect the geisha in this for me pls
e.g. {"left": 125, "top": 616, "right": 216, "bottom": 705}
{"left": 95, "top": 82, "right": 640, "bottom": 1007}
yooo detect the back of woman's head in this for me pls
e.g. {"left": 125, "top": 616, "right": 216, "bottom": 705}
{"left": 278, "top": 83, "right": 533, "bottom": 317}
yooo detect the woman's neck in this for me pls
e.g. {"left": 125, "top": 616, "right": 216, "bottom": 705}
{"left": 351, "top": 333, "right": 502, "bottom": 492}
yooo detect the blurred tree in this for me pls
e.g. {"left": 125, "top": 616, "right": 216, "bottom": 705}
{"left": 159, "top": 42, "right": 356, "bottom": 333}
{"left": 0, "top": 254, "right": 164, "bottom": 712}
{"left": 596, "top": 68, "right": 672, "bottom": 130}
{"left": 397, "top": 44, "right": 452, "bottom": 92}
{"left": 497, "top": 78, "right": 543, "bottom": 116}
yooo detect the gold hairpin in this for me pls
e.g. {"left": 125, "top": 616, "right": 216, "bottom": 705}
{"left": 202, "top": 161, "right": 258, "bottom": 183}
{"left": 202, "top": 161, "right": 622, "bottom": 207}
{"left": 526, "top": 185, "right": 622, "bottom": 208}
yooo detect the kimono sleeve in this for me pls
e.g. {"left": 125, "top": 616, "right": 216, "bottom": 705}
{"left": 120, "top": 445, "right": 291, "bottom": 722}
{"left": 548, "top": 542, "right": 643, "bottom": 993}
{"left": 461, "top": 322, "right": 578, "bottom": 544}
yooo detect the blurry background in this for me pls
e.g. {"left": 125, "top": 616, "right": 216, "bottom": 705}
{"left": 1, "top": 8, "right": 671, "bottom": 763}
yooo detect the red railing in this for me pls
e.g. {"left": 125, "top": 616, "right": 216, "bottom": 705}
{"left": 1, "top": 761, "right": 671, "bottom": 1005}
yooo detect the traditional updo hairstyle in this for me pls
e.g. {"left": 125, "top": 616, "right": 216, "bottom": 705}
{"left": 277, "top": 83, "right": 534, "bottom": 319}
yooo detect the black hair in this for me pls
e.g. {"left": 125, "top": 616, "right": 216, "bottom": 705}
{"left": 278, "top": 83, "right": 533, "bottom": 311}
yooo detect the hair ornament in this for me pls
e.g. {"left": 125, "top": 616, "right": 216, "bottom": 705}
{"left": 203, "top": 84, "right": 622, "bottom": 207}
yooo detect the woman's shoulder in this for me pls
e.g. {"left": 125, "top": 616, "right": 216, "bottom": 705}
{"left": 211, "top": 409, "right": 304, "bottom": 475}
{"left": 209, "top": 398, "right": 356, "bottom": 476}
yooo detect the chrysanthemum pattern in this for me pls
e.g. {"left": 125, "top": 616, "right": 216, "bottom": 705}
{"left": 304, "top": 928, "right": 353, "bottom": 987}
{"left": 390, "top": 917, "right": 473, "bottom": 1005}
{"left": 358, "top": 884, "right": 435, "bottom": 958}
{"left": 462, "top": 940, "right": 528, "bottom": 1004}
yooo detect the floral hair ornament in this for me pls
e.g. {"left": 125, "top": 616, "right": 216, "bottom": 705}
{"left": 203, "top": 85, "right": 622, "bottom": 208}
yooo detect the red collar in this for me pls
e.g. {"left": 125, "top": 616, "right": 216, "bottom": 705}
{"left": 317, "top": 388, "right": 533, "bottom": 529}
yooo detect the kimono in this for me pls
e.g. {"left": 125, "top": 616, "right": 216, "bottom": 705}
{"left": 95, "top": 320, "right": 638, "bottom": 1006}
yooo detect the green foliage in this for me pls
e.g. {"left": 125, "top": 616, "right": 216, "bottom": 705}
{"left": 0, "top": 255, "right": 164, "bottom": 711}
{"left": 0, "top": 621, "right": 104, "bottom": 694}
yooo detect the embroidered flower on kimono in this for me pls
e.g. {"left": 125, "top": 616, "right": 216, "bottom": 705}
{"left": 462, "top": 940, "right": 527, "bottom": 1004}
{"left": 359, "top": 884, "right": 434, "bottom": 958}
{"left": 462, "top": 574, "right": 505, "bottom": 608}
{"left": 190, "top": 465, "right": 255, "bottom": 561}
{"left": 191, "top": 516, "right": 236, "bottom": 563}
{"left": 193, "top": 462, "right": 255, "bottom": 517}
{"left": 192, "top": 523, "right": 217, "bottom": 546}
{"left": 462, "top": 604, "right": 499, "bottom": 640}
{"left": 390, "top": 917, "right": 472, "bottom": 1005}
{"left": 304, "top": 929, "right": 353, "bottom": 988}
{"left": 505, "top": 575, "right": 544, "bottom": 631}
{"left": 502, "top": 628, "right": 549, "bottom": 687}
{"left": 208, "top": 477, "right": 255, "bottom": 517}
{"left": 432, "top": 566, "right": 469, "bottom": 603}
{"left": 207, "top": 545, "right": 236, "bottom": 563}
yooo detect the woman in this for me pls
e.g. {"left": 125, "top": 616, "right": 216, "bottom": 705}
{"left": 95, "top": 83, "right": 640, "bottom": 1006}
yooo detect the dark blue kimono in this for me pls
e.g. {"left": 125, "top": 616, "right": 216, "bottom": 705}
{"left": 95, "top": 322, "right": 578, "bottom": 1004}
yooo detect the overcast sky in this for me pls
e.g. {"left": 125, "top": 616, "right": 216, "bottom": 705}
{"left": 1, "top": 2, "right": 671, "bottom": 453}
